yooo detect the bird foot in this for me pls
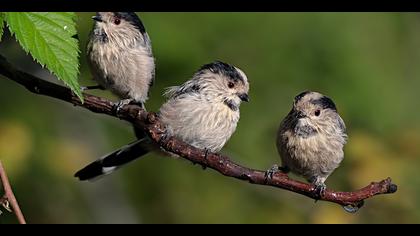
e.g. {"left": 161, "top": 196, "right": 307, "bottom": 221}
{"left": 0, "top": 197, "right": 11, "bottom": 213}
{"left": 265, "top": 164, "right": 280, "bottom": 180}
{"left": 200, "top": 148, "right": 211, "bottom": 170}
{"left": 113, "top": 99, "right": 133, "bottom": 115}
{"left": 203, "top": 148, "right": 210, "bottom": 160}
{"left": 113, "top": 99, "right": 144, "bottom": 115}
{"left": 313, "top": 183, "right": 327, "bottom": 201}
{"left": 265, "top": 165, "right": 289, "bottom": 181}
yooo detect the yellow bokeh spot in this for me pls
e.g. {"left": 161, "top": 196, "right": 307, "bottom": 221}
{"left": 45, "top": 139, "right": 95, "bottom": 179}
{"left": 0, "top": 120, "right": 32, "bottom": 177}
{"left": 394, "top": 128, "right": 420, "bottom": 159}
{"left": 346, "top": 130, "right": 403, "bottom": 188}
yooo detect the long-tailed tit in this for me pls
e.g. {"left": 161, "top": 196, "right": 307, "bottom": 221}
{"left": 274, "top": 91, "right": 347, "bottom": 195}
{"left": 75, "top": 61, "right": 250, "bottom": 181}
{"left": 86, "top": 12, "right": 155, "bottom": 109}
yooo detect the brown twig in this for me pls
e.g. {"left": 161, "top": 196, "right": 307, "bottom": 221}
{"left": 0, "top": 54, "right": 397, "bottom": 211}
{"left": 0, "top": 161, "right": 26, "bottom": 224}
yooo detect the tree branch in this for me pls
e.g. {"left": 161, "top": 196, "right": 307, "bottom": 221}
{"left": 0, "top": 54, "right": 397, "bottom": 211}
{"left": 0, "top": 160, "right": 26, "bottom": 224}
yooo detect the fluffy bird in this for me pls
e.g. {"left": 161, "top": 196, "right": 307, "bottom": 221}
{"left": 86, "top": 12, "right": 155, "bottom": 108}
{"left": 275, "top": 91, "right": 347, "bottom": 195}
{"left": 75, "top": 61, "right": 250, "bottom": 181}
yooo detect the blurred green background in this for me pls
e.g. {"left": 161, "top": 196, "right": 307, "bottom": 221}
{"left": 0, "top": 12, "right": 419, "bottom": 223}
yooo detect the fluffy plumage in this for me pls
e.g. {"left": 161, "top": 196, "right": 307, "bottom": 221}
{"left": 160, "top": 61, "right": 249, "bottom": 152}
{"left": 75, "top": 61, "right": 250, "bottom": 180}
{"left": 276, "top": 91, "right": 347, "bottom": 187}
{"left": 86, "top": 12, "right": 155, "bottom": 103}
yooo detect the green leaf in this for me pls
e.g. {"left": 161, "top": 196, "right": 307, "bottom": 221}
{"left": 4, "top": 12, "right": 83, "bottom": 101}
{"left": 0, "top": 13, "right": 4, "bottom": 42}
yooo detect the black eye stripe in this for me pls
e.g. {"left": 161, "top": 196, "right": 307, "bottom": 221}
{"left": 294, "top": 91, "right": 310, "bottom": 102}
{"left": 198, "top": 61, "right": 244, "bottom": 83}
{"left": 311, "top": 96, "right": 337, "bottom": 111}
{"left": 112, "top": 12, "right": 146, "bottom": 34}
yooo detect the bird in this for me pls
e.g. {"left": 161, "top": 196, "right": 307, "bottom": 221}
{"left": 75, "top": 61, "right": 250, "bottom": 181}
{"left": 85, "top": 12, "right": 155, "bottom": 167}
{"left": 273, "top": 91, "right": 347, "bottom": 196}
{"left": 85, "top": 12, "right": 155, "bottom": 110}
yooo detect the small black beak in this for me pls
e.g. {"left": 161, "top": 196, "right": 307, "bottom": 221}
{"left": 92, "top": 15, "right": 103, "bottom": 22}
{"left": 238, "top": 93, "right": 250, "bottom": 102}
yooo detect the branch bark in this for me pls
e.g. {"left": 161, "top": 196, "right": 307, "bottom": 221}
{"left": 0, "top": 160, "right": 26, "bottom": 224}
{"left": 0, "top": 54, "right": 397, "bottom": 211}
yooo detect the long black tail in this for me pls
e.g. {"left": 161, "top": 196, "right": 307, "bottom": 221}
{"left": 75, "top": 138, "right": 151, "bottom": 181}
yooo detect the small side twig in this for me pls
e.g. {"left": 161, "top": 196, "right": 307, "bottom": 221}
{"left": 0, "top": 160, "right": 26, "bottom": 224}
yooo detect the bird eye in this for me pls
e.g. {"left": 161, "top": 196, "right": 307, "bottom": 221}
{"left": 315, "top": 109, "right": 321, "bottom": 116}
{"left": 228, "top": 82, "right": 234, "bottom": 88}
{"left": 114, "top": 18, "right": 121, "bottom": 25}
